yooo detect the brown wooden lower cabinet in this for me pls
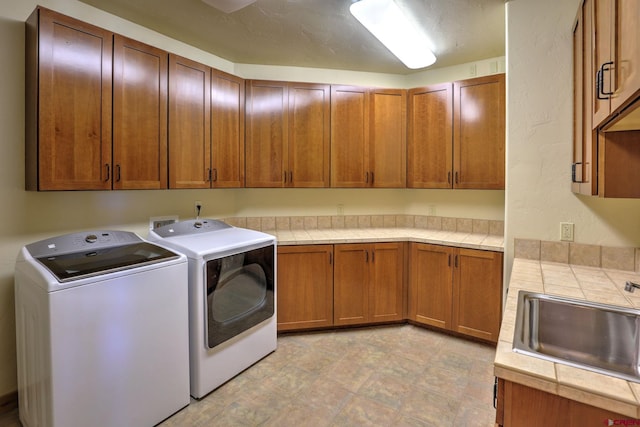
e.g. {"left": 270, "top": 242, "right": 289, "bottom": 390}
{"left": 408, "top": 243, "right": 503, "bottom": 343}
{"left": 277, "top": 242, "right": 501, "bottom": 340}
{"left": 496, "top": 378, "right": 638, "bottom": 426}
{"left": 333, "top": 243, "right": 405, "bottom": 326}
{"left": 277, "top": 245, "right": 333, "bottom": 331}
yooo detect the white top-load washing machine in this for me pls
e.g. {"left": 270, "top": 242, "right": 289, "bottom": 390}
{"left": 14, "top": 230, "right": 190, "bottom": 427}
{"left": 148, "top": 219, "right": 276, "bottom": 399}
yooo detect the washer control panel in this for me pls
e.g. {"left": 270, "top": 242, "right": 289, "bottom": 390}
{"left": 151, "top": 219, "right": 231, "bottom": 238}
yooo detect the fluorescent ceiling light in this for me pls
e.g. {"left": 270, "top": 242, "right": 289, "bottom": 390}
{"left": 350, "top": 0, "right": 436, "bottom": 69}
{"left": 201, "top": 0, "right": 256, "bottom": 13}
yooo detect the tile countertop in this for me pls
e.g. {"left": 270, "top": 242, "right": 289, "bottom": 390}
{"left": 267, "top": 227, "right": 504, "bottom": 252}
{"left": 494, "top": 258, "right": 640, "bottom": 418}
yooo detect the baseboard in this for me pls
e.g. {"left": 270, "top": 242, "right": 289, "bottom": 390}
{"left": 0, "top": 391, "right": 18, "bottom": 415}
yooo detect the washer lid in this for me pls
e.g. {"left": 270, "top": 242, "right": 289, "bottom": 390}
{"left": 24, "top": 230, "right": 181, "bottom": 282}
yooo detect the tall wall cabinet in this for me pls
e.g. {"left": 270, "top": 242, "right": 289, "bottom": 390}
{"left": 26, "top": 8, "right": 113, "bottom": 190}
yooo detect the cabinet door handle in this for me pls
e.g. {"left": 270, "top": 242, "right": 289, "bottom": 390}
{"left": 329, "top": 252, "right": 333, "bottom": 265}
{"left": 116, "top": 164, "right": 121, "bottom": 182}
{"left": 211, "top": 168, "right": 218, "bottom": 182}
{"left": 370, "top": 172, "right": 374, "bottom": 185}
{"left": 596, "top": 61, "right": 614, "bottom": 99}
{"left": 104, "top": 164, "right": 110, "bottom": 182}
{"left": 447, "top": 171, "right": 451, "bottom": 184}
{"left": 448, "top": 254, "right": 451, "bottom": 267}
{"left": 365, "top": 250, "right": 369, "bottom": 263}
{"left": 455, "top": 171, "right": 459, "bottom": 184}
{"left": 365, "top": 171, "right": 369, "bottom": 183}
{"left": 371, "top": 250, "right": 375, "bottom": 263}
{"left": 283, "top": 171, "right": 287, "bottom": 183}
{"left": 571, "top": 162, "right": 582, "bottom": 183}
{"left": 454, "top": 255, "right": 459, "bottom": 268}
{"left": 289, "top": 171, "right": 293, "bottom": 183}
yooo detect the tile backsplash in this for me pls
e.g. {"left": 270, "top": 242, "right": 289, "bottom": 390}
{"left": 224, "top": 214, "right": 504, "bottom": 236}
{"left": 515, "top": 238, "right": 640, "bottom": 272}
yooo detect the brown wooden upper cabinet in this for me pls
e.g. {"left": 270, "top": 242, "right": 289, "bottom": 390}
{"left": 211, "top": 71, "right": 246, "bottom": 188}
{"left": 408, "top": 74, "right": 505, "bottom": 189}
{"left": 592, "top": 0, "right": 640, "bottom": 129}
{"left": 331, "top": 86, "right": 407, "bottom": 188}
{"left": 245, "top": 80, "right": 330, "bottom": 188}
{"left": 26, "top": 7, "right": 113, "bottom": 191}
{"left": 572, "top": 0, "right": 640, "bottom": 198}
{"left": 113, "top": 35, "right": 168, "bottom": 190}
{"left": 453, "top": 74, "right": 506, "bottom": 189}
{"left": 407, "top": 83, "right": 453, "bottom": 188}
{"left": 168, "top": 56, "right": 245, "bottom": 189}
{"left": 168, "top": 54, "right": 211, "bottom": 189}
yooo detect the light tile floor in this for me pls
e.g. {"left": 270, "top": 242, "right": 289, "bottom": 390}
{"left": 1, "top": 325, "right": 497, "bottom": 427}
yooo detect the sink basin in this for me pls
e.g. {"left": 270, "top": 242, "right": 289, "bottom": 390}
{"left": 512, "top": 290, "right": 640, "bottom": 383}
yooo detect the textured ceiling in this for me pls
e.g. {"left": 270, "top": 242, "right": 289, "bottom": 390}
{"left": 78, "top": 0, "right": 505, "bottom": 75}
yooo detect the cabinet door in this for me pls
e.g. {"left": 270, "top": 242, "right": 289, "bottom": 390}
{"left": 277, "top": 245, "right": 334, "bottom": 331}
{"left": 369, "top": 89, "right": 407, "bottom": 188}
{"left": 334, "top": 244, "right": 369, "bottom": 325}
{"left": 168, "top": 54, "right": 211, "bottom": 189}
{"left": 331, "top": 85, "right": 369, "bottom": 187}
{"left": 370, "top": 243, "right": 404, "bottom": 322}
{"left": 592, "top": 0, "right": 613, "bottom": 127}
{"left": 453, "top": 74, "right": 505, "bottom": 189}
{"left": 245, "top": 80, "right": 287, "bottom": 187}
{"left": 408, "top": 243, "right": 454, "bottom": 329}
{"left": 113, "top": 35, "right": 168, "bottom": 190}
{"left": 407, "top": 84, "right": 453, "bottom": 189}
{"left": 452, "top": 248, "right": 502, "bottom": 342}
{"left": 211, "top": 70, "right": 245, "bottom": 188}
{"left": 610, "top": 0, "right": 640, "bottom": 113}
{"left": 288, "top": 83, "right": 330, "bottom": 187}
{"left": 500, "top": 380, "right": 634, "bottom": 427}
{"left": 27, "top": 8, "right": 112, "bottom": 190}
{"left": 572, "top": 0, "right": 597, "bottom": 195}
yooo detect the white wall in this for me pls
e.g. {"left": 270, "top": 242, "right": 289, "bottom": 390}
{"left": 0, "top": 0, "right": 505, "bottom": 396}
{"left": 504, "top": 0, "right": 640, "bottom": 282}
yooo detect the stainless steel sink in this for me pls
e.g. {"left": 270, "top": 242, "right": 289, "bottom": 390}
{"left": 512, "top": 291, "right": 640, "bottom": 383}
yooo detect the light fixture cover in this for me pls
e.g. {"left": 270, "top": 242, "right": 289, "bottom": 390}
{"left": 201, "top": 0, "right": 256, "bottom": 13}
{"left": 350, "top": 0, "right": 436, "bottom": 69}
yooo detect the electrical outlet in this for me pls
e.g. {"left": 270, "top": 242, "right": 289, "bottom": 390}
{"left": 560, "top": 222, "right": 574, "bottom": 242}
{"left": 337, "top": 204, "right": 344, "bottom": 216}
{"left": 427, "top": 205, "right": 436, "bottom": 216}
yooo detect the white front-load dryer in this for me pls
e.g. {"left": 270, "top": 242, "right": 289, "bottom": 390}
{"left": 14, "top": 230, "right": 190, "bottom": 427}
{"left": 148, "top": 219, "right": 277, "bottom": 399}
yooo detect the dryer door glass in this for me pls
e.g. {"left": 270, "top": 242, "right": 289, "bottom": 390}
{"left": 204, "top": 244, "right": 274, "bottom": 348}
